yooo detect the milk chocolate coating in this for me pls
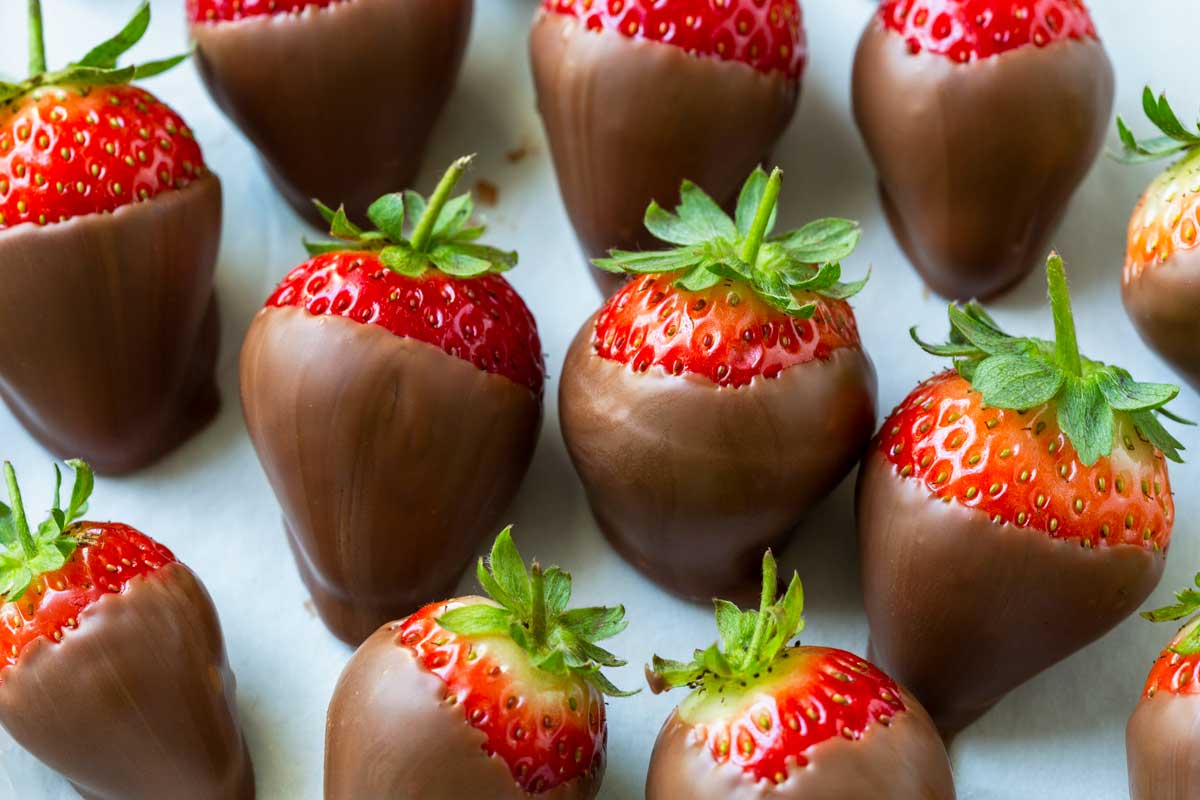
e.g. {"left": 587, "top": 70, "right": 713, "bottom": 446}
{"left": 1123, "top": 248, "right": 1200, "bottom": 392}
{"left": 240, "top": 307, "right": 541, "bottom": 645}
{"left": 0, "top": 176, "right": 221, "bottom": 474}
{"left": 857, "top": 451, "right": 1164, "bottom": 735}
{"left": 326, "top": 614, "right": 600, "bottom": 799}
{"left": 559, "top": 317, "right": 876, "bottom": 602}
{"left": 530, "top": 12, "right": 797, "bottom": 265}
{"left": 191, "top": 0, "right": 471, "bottom": 226}
{"left": 0, "top": 563, "right": 253, "bottom": 800}
{"left": 852, "top": 23, "right": 1114, "bottom": 300}
{"left": 1127, "top": 693, "right": 1200, "bottom": 800}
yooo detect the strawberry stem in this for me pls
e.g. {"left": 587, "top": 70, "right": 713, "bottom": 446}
{"left": 1046, "top": 252, "right": 1082, "bottom": 378}
{"left": 746, "top": 550, "right": 778, "bottom": 663}
{"left": 410, "top": 155, "right": 473, "bottom": 253}
{"left": 529, "top": 561, "right": 546, "bottom": 648}
{"left": 738, "top": 167, "right": 783, "bottom": 268}
{"left": 4, "top": 463, "right": 35, "bottom": 561}
{"left": 28, "top": 0, "right": 47, "bottom": 75}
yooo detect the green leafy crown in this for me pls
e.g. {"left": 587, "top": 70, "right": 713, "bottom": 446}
{"left": 1116, "top": 87, "right": 1200, "bottom": 165}
{"left": 912, "top": 253, "right": 1190, "bottom": 467}
{"left": 305, "top": 155, "right": 517, "bottom": 280}
{"left": 593, "top": 167, "right": 867, "bottom": 319}
{"left": 0, "top": 1, "right": 188, "bottom": 106}
{"left": 646, "top": 551, "right": 805, "bottom": 693}
{"left": 0, "top": 460, "right": 94, "bottom": 602}
{"left": 1142, "top": 573, "right": 1200, "bottom": 656}
{"left": 437, "top": 527, "right": 635, "bottom": 697}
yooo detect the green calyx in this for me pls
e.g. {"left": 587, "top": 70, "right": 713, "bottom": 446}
{"left": 0, "top": 1, "right": 188, "bottom": 107}
{"left": 0, "top": 460, "right": 94, "bottom": 602}
{"left": 436, "top": 527, "right": 635, "bottom": 697}
{"left": 1142, "top": 573, "right": 1200, "bottom": 656}
{"left": 912, "top": 252, "right": 1191, "bottom": 467}
{"left": 646, "top": 551, "right": 805, "bottom": 694}
{"left": 305, "top": 155, "right": 517, "bottom": 280}
{"left": 1115, "top": 87, "right": 1200, "bottom": 165}
{"left": 593, "top": 167, "right": 868, "bottom": 319}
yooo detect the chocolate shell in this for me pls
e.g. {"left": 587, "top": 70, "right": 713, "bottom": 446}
{"left": 240, "top": 307, "right": 542, "bottom": 645}
{"left": 645, "top": 685, "right": 954, "bottom": 799}
{"left": 530, "top": 12, "right": 797, "bottom": 273}
{"left": 856, "top": 450, "right": 1164, "bottom": 735}
{"left": 191, "top": 0, "right": 472, "bottom": 226}
{"left": 0, "top": 563, "right": 253, "bottom": 800}
{"left": 1127, "top": 693, "right": 1200, "bottom": 799}
{"left": 1124, "top": 247, "right": 1200, "bottom": 392}
{"left": 852, "top": 21, "right": 1114, "bottom": 300}
{"left": 559, "top": 317, "right": 876, "bottom": 602}
{"left": 0, "top": 175, "right": 221, "bottom": 474}
{"left": 326, "top": 613, "right": 600, "bottom": 799}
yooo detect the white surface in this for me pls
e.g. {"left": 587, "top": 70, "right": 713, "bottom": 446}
{"left": 1, "top": 1, "right": 1199, "bottom": 798}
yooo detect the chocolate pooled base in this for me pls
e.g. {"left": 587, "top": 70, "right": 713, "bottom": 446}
{"left": 0, "top": 175, "right": 222, "bottom": 474}
{"left": 1123, "top": 248, "right": 1200, "bottom": 392}
{"left": 857, "top": 451, "right": 1164, "bottom": 735}
{"left": 240, "top": 307, "right": 541, "bottom": 646}
{"left": 191, "top": 0, "right": 472, "bottom": 226}
{"left": 852, "top": 23, "right": 1113, "bottom": 300}
{"left": 559, "top": 318, "right": 876, "bottom": 602}
{"left": 0, "top": 563, "right": 253, "bottom": 800}
{"left": 1127, "top": 693, "right": 1200, "bottom": 800}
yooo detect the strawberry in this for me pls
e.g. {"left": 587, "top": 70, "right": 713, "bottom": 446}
{"left": 644, "top": 552, "right": 954, "bottom": 798}
{"left": 241, "top": 156, "right": 544, "bottom": 646}
{"left": 857, "top": 252, "right": 1187, "bottom": 735}
{"left": 560, "top": 167, "right": 876, "bottom": 602}
{"left": 0, "top": 460, "right": 252, "bottom": 799}
{"left": 325, "top": 528, "right": 631, "bottom": 799}
{"left": 189, "top": 0, "right": 471, "bottom": 226}
{"left": 0, "top": 1, "right": 222, "bottom": 475}
{"left": 1117, "top": 87, "right": 1200, "bottom": 392}
{"left": 530, "top": 0, "right": 804, "bottom": 282}
{"left": 853, "top": 0, "right": 1113, "bottom": 299}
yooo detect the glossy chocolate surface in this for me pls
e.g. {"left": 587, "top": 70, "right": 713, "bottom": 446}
{"left": 191, "top": 0, "right": 471, "bottom": 226}
{"left": 857, "top": 451, "right": 1164, "bottom": 735}
{"left": 852, "top": 23, "right": 1113, "bottom": 299}
{"left": 1127, "top": 693, "right": 1200, "bottom": 800}
{"left": 0, "top": 563, "right": 253, "bottom": 800}
{"left": 1124, "top": 247, "right": 1200, "bottom": 392}
{"left": 0, "top": 175, "right": 221, "bottom": 474}
{"left": 559, "top": 317, "right": 876, "bottom": 602}
{"left": 240, "top": 307, "right": 541, "bottom": 645}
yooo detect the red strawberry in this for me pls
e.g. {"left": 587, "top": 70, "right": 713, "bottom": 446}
{"left": 853, "top": 0, "right": 1113, "bottom": 299}
{"left": 560, "top": 167, "right": 876, "bottom": 601}
{"left": 857, "top": 252, "right": 1185, "bottom": 734}
{"left": 530, "top": 0, "right": 804, "bottom": 285}
{"left": 1117, "top": 88, "right": 1200, "bottom": 392}
{"left": 325, "top": 528, "right": 631, "bottom": 799}
{"left": 1127, "top": 575, "right": 1200, "bottom": 799}
{"left": 644, "top": 552, "right": 954, "bottom": 798}
{"left": 0, "top": 1, "right": 221, "bottom": 474}
{"left": 240, "top": 156, "right": 544, "bottom": 645}
{"left": 0, "top": 460, "right": 252, "bottom": 799}
{"left": 188, "top": 0, "right": 471, "bottom": 226}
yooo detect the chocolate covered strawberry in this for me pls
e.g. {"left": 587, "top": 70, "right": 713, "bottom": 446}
{"left": 853, "top": 0, "right": 1113, "bottom": 299}
{"left": 1127, "top": 573, "right": 1200, "bottom": 799}
{"left": 1117, "top": 87, "right": 1200, "bottom": 392}
{"left": 0, "top": 1, "right": 221, "bottom": 474}
{"left": 0, "top": 460, "right": 252, "bottom": 799}
{"left": 531, "top": 0, "right": 803, "bottom": 285}
{"left": 240, "top": 156, "right": 543, "bottom": 645}
{"left": 858, "top": 252, "right": 1186, "bottom": 735}
{"left": 188, "top": 0, "right": 471, "bottom": 226}
{"left": 559, "top": 167, "right": 876, "bottom": 601}
{"left": 645, "top": 551, "right": 955, "bottom": 799}
{"left": 326, "top": 527, "right": 631, "bottom": 799}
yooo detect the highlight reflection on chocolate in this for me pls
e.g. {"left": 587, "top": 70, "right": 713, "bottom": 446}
{"left": 1124, "top": 247, "right": 1200, "bottom": 392}
{"left": 852, "top": 21, "right": 1113, "bottom": 300}
{"left": 0, "top": 564, "right": 253, "bottom": 800}
{"left": 240, "top": 307, "right": 541, "bottom": 645}
{"left": 191, "top": 0, "right": 472, "bottom": 226}
{"left": 1127, "top": 693, "right": 1200, "bottom": 799}
{"left": 0, "top": 175, "right": 222, "bottom": 475}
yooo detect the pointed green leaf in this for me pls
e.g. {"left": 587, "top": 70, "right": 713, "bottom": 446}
{"left": 403, "top": 191, "right": 427, "bottom": 234}
{"left": 453, "top": 243, "right": 518, "bottom": 273}
{"left": 64, "top": 460, "right": 93, "bottom": 525}
{"left": 303, "top": 239, "right": 349, "bottom": 256}
{"left": 1057, "top": 376, "right": 1114, "bottom": 467}
{"left": 429, "top": 245, "right": 492, "bottom": 277}
{"left": 433, "top": 193, "right": 473, "bottom": 238}
{"left": 313, "top": 200, "right": 338, "bottom": 224}
{"left": 947, "top": 305, "right": 1027, "bottom": 356}
{"left": 593, "top": 247, "right": 702, "bottom": 275}
{"left": 645, "top": 202, "right": 703, "bottom": 246}
{"left": 380, "top": 245, "right": 427, "bottom": 277}
{"left": 0, "top": 502, "right": 13, "bottom": 548}
{"left": 1096, "top": 369, "right": 1179, "bottom": 412}
{"left": 75, "top": 1, "right": 150, "bottom": 69}
{"left": 132, "top": 53, "right": 189, "bottom": 80}
{"left": 675, "top": 181, "right": 737, "bottom": 242}
{"left": 1131, "top": 409, "right": 1187, "bottom": 463}
{"left": 367, "top": 193, "right": 406, "bottom": 241}
{"left": 328, "top": 205, "right": 363, "bottom": 240}
{"left": 43, "top": 64, "right": 138, "bottom": 89}
{"left": 675, "top": 265, "right": 723, "bottom": 292}
{"left": 560, "top": 605, "right": 627, "bottom": 642}
{"left": 774, "top": 218, "right": 861, "bottom": 264}
{"left": 734, "top": 167, "right": 777, "bottom": 238}
{"left": 971, "top": 355, "right": 1064, "bottom": 409}
{"left": 585, "top": 669, "right": 639, "bottom": 698}
{"left": 438, "top": 604, "right": 512, "bottom": 637}
{"left": 542, "top": 567, "right": 571, "bottom": 615}
{"left": 487, "top": 527, "right": 531, "bottom": 616}
{"left": 714, "top": 599, "right": 745, "bottom": 653}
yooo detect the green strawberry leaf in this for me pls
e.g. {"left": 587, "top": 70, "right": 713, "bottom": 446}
{"left": 0, "top": 461, "right": 93, "bottom": 603}
{"left": 1114, "top": 86, "right": 1200, "bottom": 165}
{"left": 438, "top": 604, "right": 511, "bottom": 637}
{"left": 74, "top": 1, "right": 150, "bottom": 69}
{"left": 367, "top": 193, "right": 406, "bottom": 241}
{"left": 1143, "top": 573, "right": 1200, "bottom": 656}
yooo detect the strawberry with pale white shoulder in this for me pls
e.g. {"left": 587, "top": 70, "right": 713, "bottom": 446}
{"left": 644, "top": 552, "right": 954, "bottom": 798}
{"left": 325, "top": 528, "right": 633, "bottom": 799}
{"left": 0, "top": 461, "right": 252, "bottom": 799}
{"left": 858, "top": 252, "right": 1188, "bottom": 735}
